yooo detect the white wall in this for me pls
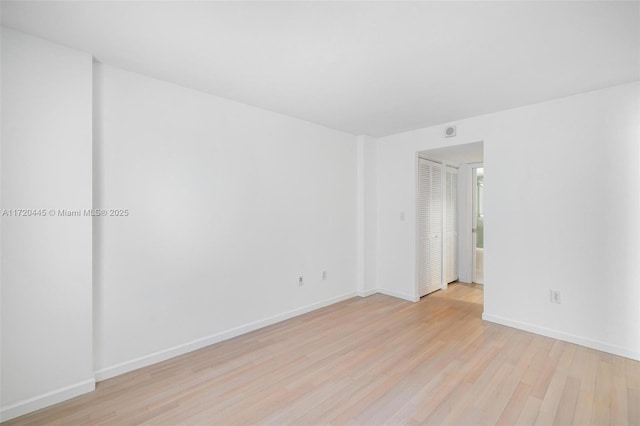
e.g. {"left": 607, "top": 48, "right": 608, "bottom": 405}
{"left": 1, "top": 28, "right": 94, "bottom": 420}
{"left": 376, "top": 82, "right": 640, "bottom": 359}
{"left": 363, "top": 137, "right": 378, "bottom": 294}
{"left": 356, "top": 135, "right": 378, "bottom": 296}
{"left": 93, "top": 64, "right": 358, "bottom": 378}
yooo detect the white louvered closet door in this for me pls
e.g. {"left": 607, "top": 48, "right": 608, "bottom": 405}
{"left": 418, "top": 158, "right": 443, "bottom": 297}
{"left": 445, "top": 167, "right": 458, "bottom": 284}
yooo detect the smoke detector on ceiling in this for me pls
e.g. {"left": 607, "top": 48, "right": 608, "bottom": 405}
{"left": 445, "top": 125, "right": 457, "bottom": 138}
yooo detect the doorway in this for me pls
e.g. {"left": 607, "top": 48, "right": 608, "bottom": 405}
{"left": 415, "top": 142, "right": 484, "bottom": 299}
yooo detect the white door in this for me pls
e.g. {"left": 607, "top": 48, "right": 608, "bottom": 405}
{"left": 418, "top": 158, "right": 443, "bottom": 297}
{"left": 445, "top": 167, "right": 458, "bottom": 284}
{"left": 472, "top": 167, "right": 484, "bottom": 284}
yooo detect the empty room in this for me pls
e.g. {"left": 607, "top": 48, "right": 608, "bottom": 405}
{"left": 1, "top": 1, "right": 639, "bottom": 425}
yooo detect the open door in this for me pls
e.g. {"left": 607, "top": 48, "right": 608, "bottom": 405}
{"left": 445, "top": 166, "right": 458, "bottom": 284}
{"left": 472, "top": 167, "right": 484, "bottom": 284}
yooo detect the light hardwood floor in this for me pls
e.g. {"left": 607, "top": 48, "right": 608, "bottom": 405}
{"left": 4, "top": 283, "right": 639, "bottom": 425}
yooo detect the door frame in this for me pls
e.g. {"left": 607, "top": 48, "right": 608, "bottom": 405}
{"left": 470, "top": 162, "right": 484, "bottom": 284}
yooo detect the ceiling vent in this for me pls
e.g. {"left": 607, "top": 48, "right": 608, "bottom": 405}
{"left": 445, "top": 125, "right": 457, "bottom": 138}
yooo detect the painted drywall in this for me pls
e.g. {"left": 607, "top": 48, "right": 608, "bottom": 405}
{"left": 363, "top": 137, "right": 378, "bottom": 294}
{"left": 93, "top": 64, "right": 358, "bottom": 378}
{"left": 0, "top": 28, "right": 94, "bottom": 420}
{"left": 376, "top": 82, "right": 640, "bottom": 359}
{"left": 356, "top": 135, "right": 378, "bottom": 296}
{"left": 356, "top": 137, "right": 365, "bottom": 294}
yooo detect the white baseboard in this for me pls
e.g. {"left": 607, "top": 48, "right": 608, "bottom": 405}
{"left": 376, "top": 288, "right": 420, "bottom": 302}
{"left": 482, "top": 313, "right": 640, "bottom": 361}
{"left": 0, "top": 379, "right": 95, "bottom": 422}
{"left": 357, "top": 288, "right": 377, "bottom": 297}
{"left": 94, "top": 291, "right": 357, "bottom": 381}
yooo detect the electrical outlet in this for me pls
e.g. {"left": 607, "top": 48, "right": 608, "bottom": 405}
{"left": 550, "top": 289, "right": 561, "bottom": 304}
{"left": 298, "top": 276, "right": 304, "bottom": 286}
{"left": 322, "top": 271, "right": 327, "bottom": 281}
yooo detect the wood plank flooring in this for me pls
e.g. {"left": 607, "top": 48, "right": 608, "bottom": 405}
{"left": 4, "top": 283, "right": 639, "bottom": 425}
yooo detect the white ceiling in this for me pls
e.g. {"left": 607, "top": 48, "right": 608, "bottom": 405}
{"left": 2, "top": 1, "right": 638, "bottom": 137}
{"left": 419, "top": 141, "right": 484, "bottom": 165}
